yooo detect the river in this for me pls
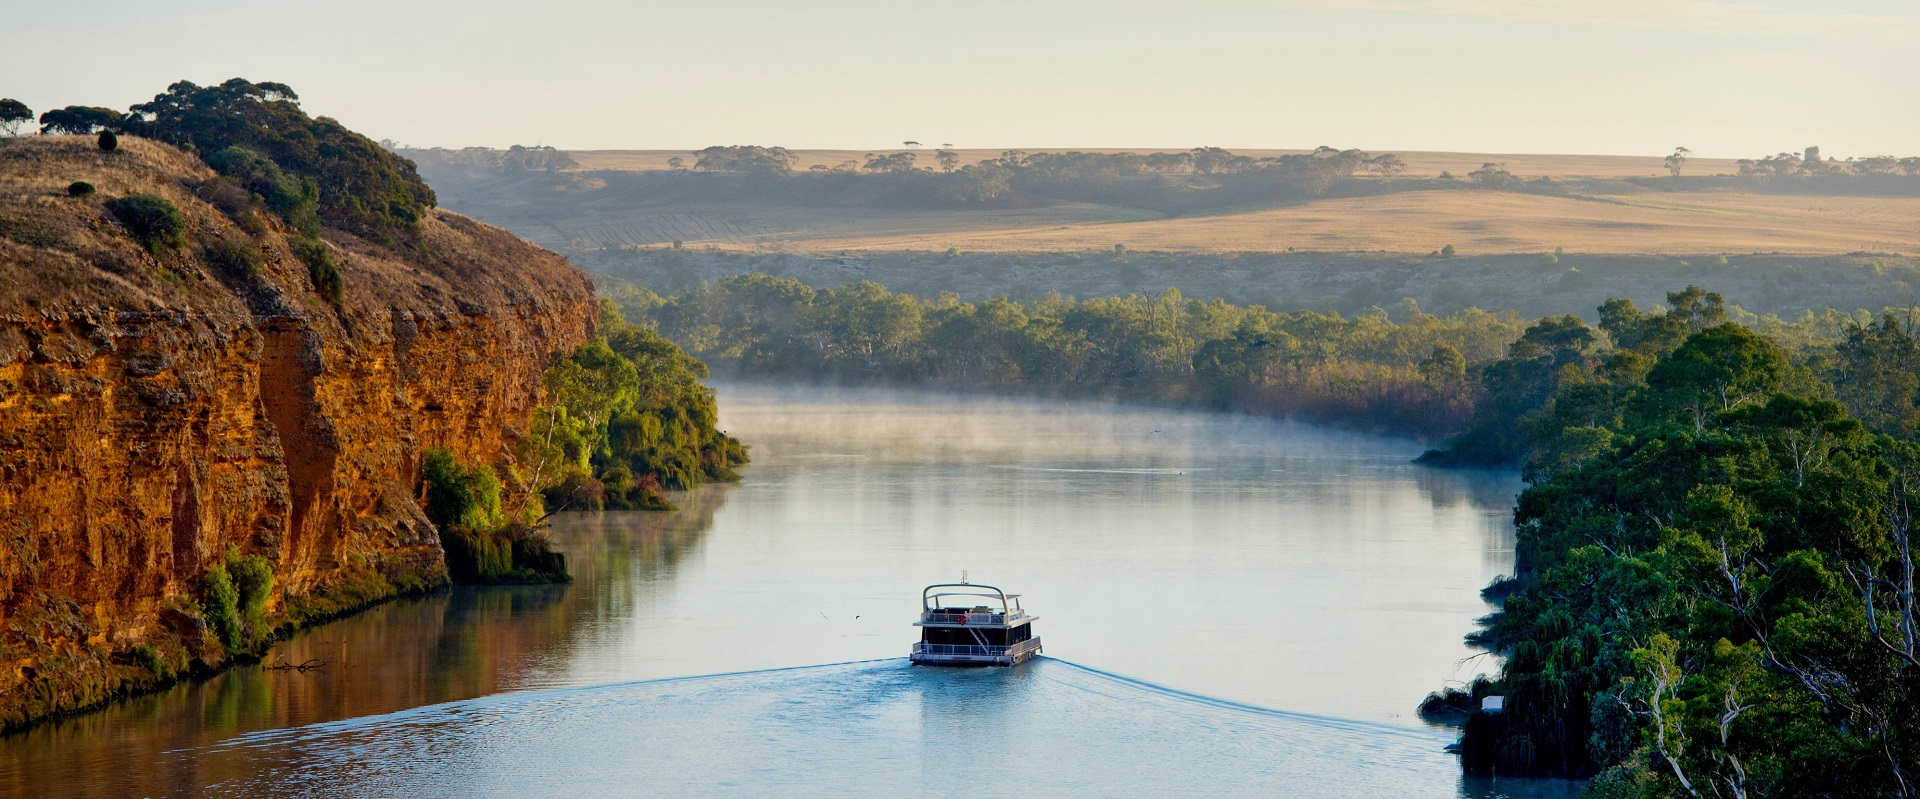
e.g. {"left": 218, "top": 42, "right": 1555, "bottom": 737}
{"left": 2, "top": 384, "right": 1576, "bottom": 798}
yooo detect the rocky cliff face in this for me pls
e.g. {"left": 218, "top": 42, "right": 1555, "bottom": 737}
{"left": 0, "top": 137, "right": 597, "bottom": 729}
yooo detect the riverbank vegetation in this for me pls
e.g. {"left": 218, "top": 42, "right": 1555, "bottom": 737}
{"left": 609, "top": 273, "right": 1525, "bottom": 439}
{"left": 523, "top": 301, "right": 748, "bottom": 514}
{"left": 1411, "top": 297, "right": 1920, "bottom": 796}
{"left": 606, "top": 274, "right": 1915, "bottom": 447}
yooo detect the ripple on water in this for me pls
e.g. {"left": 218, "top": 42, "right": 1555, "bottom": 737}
{"left": 190, "top": 659, "right": 1577, "bottom": 799}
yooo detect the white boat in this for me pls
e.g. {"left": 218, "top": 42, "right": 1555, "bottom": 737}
{"left": 909, "top": 581, "right": 1043, "bottom": 666}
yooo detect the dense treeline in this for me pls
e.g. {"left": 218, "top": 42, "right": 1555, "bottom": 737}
{"left": 608, "top": 273, "right": 1526, "bottom": 438}
{"left": 681, "top": 145, "right": 1402, "bottom": 210}
{"left": 1413, "top": 293, "right": 1920, "bottom": 796}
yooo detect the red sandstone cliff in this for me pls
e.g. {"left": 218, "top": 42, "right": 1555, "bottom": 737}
{"left": 0, "top": 137, "right": 597, "bottom": 728}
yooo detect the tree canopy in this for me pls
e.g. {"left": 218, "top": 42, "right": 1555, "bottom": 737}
{"left": 0, "top": 99, "right": 30, "bottom": 135}
{"left": 37, "top": 105, "right": 125, "bottom": 135}
{"left": 125, "top": 78, "right": 436, "bottom": 238}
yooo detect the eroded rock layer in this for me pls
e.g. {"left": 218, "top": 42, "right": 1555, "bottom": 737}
{"left": 0, "top": 137, "right": 597, "bottom": 729}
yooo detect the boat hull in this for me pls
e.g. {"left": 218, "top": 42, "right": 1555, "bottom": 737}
{"left": 909, "top": 639, "right": 1042, "bottom": 667}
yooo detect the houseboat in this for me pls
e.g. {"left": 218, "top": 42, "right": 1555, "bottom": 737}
{"left": 910, "top": 581, "right": 1043, "bottom": 666}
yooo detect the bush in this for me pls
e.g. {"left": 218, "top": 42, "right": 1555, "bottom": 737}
{"left": 227, "top": 548, "right": 275, "bottom": 637}
{"left": 292, "top": 237, "right": 343, "bottom": 305}
{"left": 67, "top": 181, "right": 95, "bottom": 198}
{"left": 199, "top": 548, "right": 275, "bottom": 654}
{"left": 105, "top": 194, "right": 187, "bottom": 255}
{"left": 204, "top": 238, "right": 263, "bottom": 278}
{"left": 206, "top": 146, "right": 319, "bottom": 235}
{"left": 97, "top": 130, "right": 117, "bottom": 151}
{"left": 420, "top": 449, "right": 505, "bottom": 532}
{"left": 439, "top": 523, "right": 568, "bottom": 584}
{"left": 201, "top": 562, "right": 243, "bottom": 653}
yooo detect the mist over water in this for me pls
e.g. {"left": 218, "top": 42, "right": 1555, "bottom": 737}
{"left": 2, "top": 383, "right": 1557, "bottom": 798}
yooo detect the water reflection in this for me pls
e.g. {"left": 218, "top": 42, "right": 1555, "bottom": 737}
{"left": 1, "top": 487, "right": 730, "bottom": 799}
{"left": 4, "top": 383, "right": 1537, "bottom": 798}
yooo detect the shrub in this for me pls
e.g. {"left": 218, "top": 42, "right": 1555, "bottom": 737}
{"left": 66, "top": 181, "right": 95, "bottom": 198}
{"left": 206, "top": 146, "right": 319, "bottom": 235}
{"left": 439, "top": 523, "right": 569, "bottom": 584}
{"left": 227, "top": 548, "right": 275, "bottom": 638}
{"left": 201, "top": 562, "right": 243, "bottom": 653}
{"left": 105, "top": 194, "right": 187, "bottom": 255}
{"left": 97, "top": 130, "right": 117, "bottom": 152}
{"left": 199, "top": 548, "right": 276, "bottom": 654}
{"left": 420, "top": 449, "right": 504, "bottom": 532}
{"left": 292, "top": 238, "right": 343, "bottom": 305}
{"left": 204, "top": 238, "right": 263, "bottom": 278}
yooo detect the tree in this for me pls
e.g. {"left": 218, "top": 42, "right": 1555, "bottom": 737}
{"left": 862, "top": 151, "right": 917, "bottom": 173}
{"left": 126, "top": 79, "right": 436, "bottom": 238}
{"left": 97, "top": 130, "right": 117, "bottom": 152}
{"left": 693, "top": 145, "right": 793, "bottom": 176}
{"left": 902, "top": 140, "right": 920, "bottom": 149}
{"left": 37, "top": 105, "right": 124, "bottom": 135}
{"left": 935, "top": 148, "right": 959, "bottom": 173}
{"left": 0, "top": 99, "right": 30, "bottom": 136}
{"left": 1664, "top": 146, "right": 1692, "bottom": 177}
{"left": 1364, "top": 153, "right": 1407, "bottom": 178}
{"left": 1468, "top": 162, "right": 1518, "bottom": 188}
{"left": 666, "top": 155, "right": 686, "bottom": 171}
{"left": 1631, "top": 323, "right": 1787, "bottom": 429}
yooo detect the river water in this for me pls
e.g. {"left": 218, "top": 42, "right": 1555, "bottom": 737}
{"left": 3, "top": 384, "right": 1575, "bottom": 798}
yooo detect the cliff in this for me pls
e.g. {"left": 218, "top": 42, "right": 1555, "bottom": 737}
{"left": 0, "top": 136, "right": 598, "bottom": 729}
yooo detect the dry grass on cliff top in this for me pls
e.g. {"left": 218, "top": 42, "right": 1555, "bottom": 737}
{"left": 0, "top": 136, "right": 594, "bottom": 324}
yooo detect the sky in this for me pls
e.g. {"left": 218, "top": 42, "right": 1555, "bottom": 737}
{"left": 3, "top": 0, "right": 1915, "bottom": 158}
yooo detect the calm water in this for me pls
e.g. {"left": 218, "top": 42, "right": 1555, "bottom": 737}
{"left": 4, "top": 384, "right": 1572, "bottom": 798}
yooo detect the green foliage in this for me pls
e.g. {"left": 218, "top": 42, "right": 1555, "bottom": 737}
{"left": 1831, "top": 313, "right": 1920, "bottom": 439}
{"left": 199, "top": 547, "right": 276, "bottom": 655}
{"left": 227, "top": 547, "right": 274, "bottom": 641}
{"left": 420, "top": 448, "right": 569, "bottom": 583}
{"left": 201, "top": 562, "right": 242, "bottom": 653}
{"left": 420, "top": 449, "right": 505, "bottom": 532}
{"left": 37, "top": 105, "right": 124, "bottom": 135}
{"left": 203, "top": 238, "right": 264, "bottom": 279}
{"left": 292, "top": 238, "right": 343, "bottom": 305}
{"left": 127, "top": 79, "right": 435, "bottom": 238}
{"left": 694, "top": 145, "right": 796, "bottom": 176}
{"left": 1439, "top": 292, "right": 1920, "bottom": 794}
{"left": 0, "top": 99, "right": 31, "bottom": 136}
{"left": 616, "top": 274, "right": 1525, "bottom": 441}
{"left": 66, "top": 181, "right": 95, "bottom": 198}
{"left": 205, "top": 146, "right": 320, "bottom": 235}
{"left": 104, "top": 194, "right": 186, "bottom": 255}
{"left": 96, "top": 130, "right": 117, "bottom": 152}
{"left": 526, "top": 303, "right": 748, "bottom": 513}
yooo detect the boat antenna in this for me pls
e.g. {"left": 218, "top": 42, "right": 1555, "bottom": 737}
{"left": 961, "top": 570, "right": 969, "bottom": 585}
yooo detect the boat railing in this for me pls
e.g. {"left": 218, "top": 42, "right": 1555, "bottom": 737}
{"left": 912, "top": 639, "right": 1042, "bottom": 658}
{"left": 921, "top": 610, "right": 1025, "bottom": 625}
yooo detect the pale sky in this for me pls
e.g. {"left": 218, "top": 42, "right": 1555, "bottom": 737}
{"left": 4, "top": 0, "right": 1916, "bottom": 158}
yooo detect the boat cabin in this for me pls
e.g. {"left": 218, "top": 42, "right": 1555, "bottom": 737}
{"left": 910, "top": 582, "right": 1042, "bottom": 666}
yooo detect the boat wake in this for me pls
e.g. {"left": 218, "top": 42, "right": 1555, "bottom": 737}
{"left": 186, "top": 658, "right": 1575, "bottom": 799}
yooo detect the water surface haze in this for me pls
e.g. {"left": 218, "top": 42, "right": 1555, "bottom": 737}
{"left": 3, "top": 384, "right": 1560, "bottom": 798}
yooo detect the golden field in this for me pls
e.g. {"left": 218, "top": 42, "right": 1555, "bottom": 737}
{"left": 421, "top": 148, "right": 1919, "bottom": 258}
